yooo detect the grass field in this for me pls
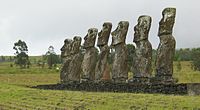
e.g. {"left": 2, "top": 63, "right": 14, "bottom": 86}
{"left": 0, "top": 61, "right": 200, "bottom": 110}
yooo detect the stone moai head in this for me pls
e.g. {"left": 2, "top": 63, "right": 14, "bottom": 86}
{"left": 133, "top": 15, "right": 152, "bottom": 42}
{"left": 111, "top": 21, "right": 129, "bottom": 46}
{"left": 71, "top": 36, "right": 82, "bottom": 54}
{"left": 61, "top": 38, "right": 72, "bottom": 57}
{"left": 97, "top": 22, "right": 112, "bottom": 47}
{"left": 158, "top": 7, "right": 176, "bottom": 36}
{"left": 83, "top": 28, "right": 98, "bottom": 49}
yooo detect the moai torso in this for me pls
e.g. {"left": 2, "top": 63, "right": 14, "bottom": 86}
{"left": 111, "top": 21, "right": 129, "bottom": 83}
{"left": 68, "top": 36, "right": 82, "bottom": 82}
{"left": 95, "top": 22, "right": 112, "bottom": 82}
{"left": 133, "top": 16, "right": 152, "bottom": 78}
{"left": 60, "top": 39, "right": 72, "bottom": 83}
{"left": 82, "top": 28, "right": 98, "bottom": 81}
{"left": 155, "top": 8, "right": 176, "bottom": 79}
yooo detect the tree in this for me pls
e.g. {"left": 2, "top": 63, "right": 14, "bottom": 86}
{"left": 9, "top": 56, "right": 13, "bottom": 62}
{"left": 174, "top": 48, "right": 193, "bottom": 61}
{"left": 45, "top": 46, "right": 60, "bottom": 69}
{"left": 191, "top": 48, "right": 200, "bottom": 71}
{"left": 0, "top": 56, "right": 5, "bottom": 62}
{"left": 13, "top": 40, "right": 30, "bottom": 68}
{"left": 176, "top": 57, "right": 182, "bottom": 72}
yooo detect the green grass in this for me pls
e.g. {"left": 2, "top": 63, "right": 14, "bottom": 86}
{"left": 173, "top": 61, "right": 200, "bottom": 83}
{"left": 0, "top": 61, "right": 200, "bottom": 109}
{"left": 0, "top": 62, "right": 59, "bottom": 75}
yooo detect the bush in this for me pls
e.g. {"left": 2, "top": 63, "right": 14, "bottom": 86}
{"left": 191, "top": 48, "right": 200, "bottom": 71}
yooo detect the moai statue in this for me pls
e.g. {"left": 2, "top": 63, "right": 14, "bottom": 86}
{"left": 95, "top": 22, "right": 112, "bottom": 82}
{"left": 68, "top": 36, "right": 82, "bottom": 83}
{"left": 60, "top": 39, "right": 72, "bottom": 83}
{"left": 81, "top": 28, "right": 98, "bottom": 82}
{"left": 130, "top": 15, "right": 152, "bottom": 83}
{"left": 111, "top": 21, "right": 129, "bottom": 83}
{"left": 154, "top": 7, "right": 177, "bottom": 84}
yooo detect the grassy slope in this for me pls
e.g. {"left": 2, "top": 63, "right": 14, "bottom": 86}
{"left": 173, "top": 61, "right": 200, "bottom": 83}
{"left": 0, "top": 61, "right": 200, "bottom": 110}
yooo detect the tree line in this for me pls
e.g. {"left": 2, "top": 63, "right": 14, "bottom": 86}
{"left": 1, "top": 40, "right": 200, "bottom": 71}
{"left": 12, "top": 40, "right": 60, "bottom": 69}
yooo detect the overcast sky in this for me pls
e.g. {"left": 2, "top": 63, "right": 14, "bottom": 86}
{"left": 0, "top": 0, "right": 200, "bottom": 55}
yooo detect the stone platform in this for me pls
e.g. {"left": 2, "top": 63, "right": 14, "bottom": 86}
{"left": 31, "top": 82, "right": 200, "bottom": 95}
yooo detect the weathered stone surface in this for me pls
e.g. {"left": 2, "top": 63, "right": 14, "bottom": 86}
{"left": 187, "top": 83, "right": 200, "bottom": 95}
{"left": 95, "top": 45, "right": 111, "bottom": 82}
{"left": 60, "top": 39, "right": 73, "bottom": 83}
{"left": 70, "top": 36, "right": 82, "bottom": 55}
{"left": 97, "top": 22, "right": 112, "bottom": 46}
{"left": 83, "top": 28, "right": 98, "bottom": 48}
{"left": 111, "top": 21, "right": 129, "bottom": 46}
{"left": 68, "top": 36, "right": 82, "bottom": 82}
{"left": 60, "top": 37, "right": 82, "bottom": 83}
{"left": 131, "top": 15, "right": 152, "bottom": 83}
{"left": 158, "top": 8, "right": 176, "bottom": 36}
{"left": 155, "top": 8, "right": 176, "bottom": 83}
{"left": 60, "top": 39, "right": 73, "bottom": 60}
{"left": 81, "top": 28, "right": 98, "bottom": 81}
{"left": 34, "top": 82, "right": 188, "bottom": 95}
{"left": 111, "top": 21, "right": 129, "bottom": 83}
{"left": 95, "top": 22, "right": 112, "bottom": 82}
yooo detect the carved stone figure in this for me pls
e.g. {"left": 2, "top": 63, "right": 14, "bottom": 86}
{"left": 60, "top": 37, "right": 82, "bottom": 83}
{"left": 60, "top": 39, "right": 72, "bottom": 60}
{"left": 81, "top": 28, "right": 98, "bottom": 81}
{"left": 155, "top": 8, "right": 177, "bottom": 83}
{"left": 60, "top": 39, "right": 72, "bottom": 83}
{"left": 111, "top": 21, "right": 129, "bottom": 83}
{"left": 95, "top": 22, "right": 112, "bottom": 82}
{"left": 130, "top": 15, "right": 152, "bottom": 83}
{"left": 68, "top": 36, "right": 82, "bottom": 82}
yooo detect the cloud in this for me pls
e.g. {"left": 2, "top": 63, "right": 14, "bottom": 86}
{"left": 0, "top": 0, "right": 200, "bottom": 55}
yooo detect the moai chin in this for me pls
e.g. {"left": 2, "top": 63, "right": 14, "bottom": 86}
{"left": 130, "top": 15, "right": 152, "bottom": 84}
{"left": 154, "top": 7, "right": 177, "bottom": 84}
{"left": 111, "top": 21, "right": 129, "bottom": 83}
{"left": 60, "top": 38, "right": 73, "bottom": 83}
{"left": 81, "top": 28, "right": 98, "bottom": 82}
{"left": 95, "top": 22, "right": 112, "bottom": 82}
{"left": 68, "top": 36, "right": 82, "bottom": 83}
